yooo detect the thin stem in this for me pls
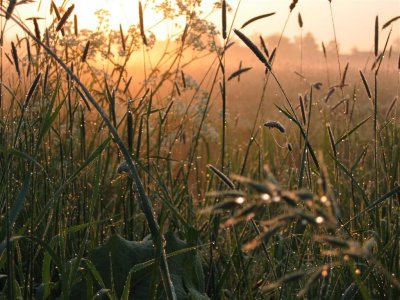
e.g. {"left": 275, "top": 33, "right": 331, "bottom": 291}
{"left": 374, "top": 72, "right": 378, "bottom": 200}
{"left": 329, "top": 2, "right": 342, "bottom": 82}
{"left": 300, "top": 28, "right": 303, "bottom": 74}
{"left": 241, "top": 10, "right": 292, "bottom": 176}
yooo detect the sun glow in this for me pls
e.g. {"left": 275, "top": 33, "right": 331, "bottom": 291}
{"left": 8, "top": 0, "right": 179, "bottom": 40}
{"left": 4, "top": 0, "right": 400, "bottom": 53}
{"left": 71, "top": 0, "right": 165, "bottom": 34}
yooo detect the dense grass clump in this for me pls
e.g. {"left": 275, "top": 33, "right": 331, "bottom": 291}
{"left": 0, "top": 1, "right": 399, "bottom": 299}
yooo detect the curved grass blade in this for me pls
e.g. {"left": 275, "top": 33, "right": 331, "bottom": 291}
{"left": 275, "top": 104, "right": 320, "bottom": 170}
{"left": 8, "top": 175, "right": 31, "bottom": 228}
{"left": 335, "top": 115, "right": 371, "bottom": 145}
{"left": 227, "top": 67, "right": 252, "bottom": 81}
{"left": 11, "top": 42, "right": 20, "bottom": 77}
{"left": 6, "top": 0, "right": 16, "bottom": 20}
{"left": 131, "top": 245, "right": 200, "bottom": 273}
{"left": 36, "top": 83, "right": 65, "bottom": 148}
{"left": 32, "top": 137, "right": 111, "bottom": 232}
{"left": 206, "top": 190, "right": 246, "bottom": 198}
{"left": 290, "top": 0, "right": 299, "bottom": 12}
{"left": 341, "top": 283, "right": 359, "bottom": 300}
{"left": 0, "top": 146, "right": 43, "bottom": 171}
{"left": 84, "top": 260, "right": 108, "bottom": 290}
{"left": 56, "top": 4, "right": 74, "bottom": 32}
{"left": 121, "top": 271, "right": 132, "bottom": 300}
{"left": 76, "top": 86, "right": 91, "bottom": 111}
{"left": 207, "top": 164, "right": 235, "bottom": 189}
{"left": 259, "top": 35, "right": 269, "bottom": 57}
{"left": 326, "top": 124, "right": 337, "bottom": 157}
{"left": 234, "top": 29, "right": 270, "bottom": 70}
{"left": 241, "top": 12, "right": 275, "bottom": 29}
{"left": 341, "top": 186, "right": 400, "bottom": 229}
{"left": 23, "top": 72, "right": 41, "bottom": 109}
{"left": 0, "top": 175, "right": 31, "bottom": 241}
{"left": 330, "top": 154, "right": 370, "bottom": 207}
{"left": 0, "top": 236, "right": 64, "bottom": 274}
{"left": 340, "top": 62, "right": 349, "bottom": 88}
{"left": 81, "top": 40, "right": 90, "bottom": 62}
{"left": 382, "top": 16, "right": 400, "bottom": 29}
{"left": 359, "top": 70, "right": 372, "bottom": 99}
{"left": 54, "top": 138, "right": 110, "bottom": 199}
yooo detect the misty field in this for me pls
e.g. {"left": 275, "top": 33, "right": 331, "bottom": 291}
{"left": 0, "top": 0, "right": 399, "bottom": 299}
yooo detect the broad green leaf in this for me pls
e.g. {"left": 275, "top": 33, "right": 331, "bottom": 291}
{"left": 70, "top": 233, "right": 209, "bottom": 299}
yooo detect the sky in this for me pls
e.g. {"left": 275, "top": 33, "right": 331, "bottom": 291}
{"left": 5, "top": 0, "right": 400, "bottom": 54}
{"left": 215, "top": 0, "right": 400, "bottom": 53}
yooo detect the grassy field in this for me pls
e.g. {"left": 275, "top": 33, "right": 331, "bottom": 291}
{"left": 0, "top": 0, "right": 399, "bottom": 299}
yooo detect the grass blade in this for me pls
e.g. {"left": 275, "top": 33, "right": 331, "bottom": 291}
{"left": 374, "top": 15, "right": 379, "bottom": 57}
{"left": 359, "top": 70, "right": 372, "bottom": 99}
{"left": 81, "top": 40, "right": 90, "bottom": 62}
{"left": 335, "top": 115, "right": 372, "bottom": 145}
{"left": 0, "top": 175, "right": 31, "bottom": 241}
{"left": 121, "top": 271, "right": 132, "bottom": 300}
{"left": 234, "top": 29, "right": 270, "bottom": 70}
{"left": 227, "top": 67, "right": 252, "bottom": 81}
{"left": 222, "top": 0, "right": 227, "bottom": 39}
{"left": 241, "top": 12, "right": 275, "bottom": 29}
{"left": 340, "top": 186, "right": 400, "bottom": 229}
{"left": 23, "top": 72, "right": 41, "bottom": 109}
{"left": 382, "top": 16, "right": 400, "bottom": 29}
{"left": 6, "top": 0, "right": 16, "bottom": 19}
{"left": 56, "top": 4, "right": 74, "bottom": 32}
{"left": 11, "top": 42, "right": 20, "bottom": 77}
{"left": 139, "top": 1, "right": 147, "bottom": 46}
{"left": 207, "top": 164, "right": 236, "bottom": 189}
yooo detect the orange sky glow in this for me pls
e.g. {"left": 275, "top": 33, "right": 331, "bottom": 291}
{"left": 4, "top": 0, "right": 400, "bottom": 54}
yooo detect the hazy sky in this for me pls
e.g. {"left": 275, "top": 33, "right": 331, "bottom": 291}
{"left": 206, "top": 0, "right": 400, "bottom": 53}
{"left": 6, "top": 0, "right": 400, "bottom": 53}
